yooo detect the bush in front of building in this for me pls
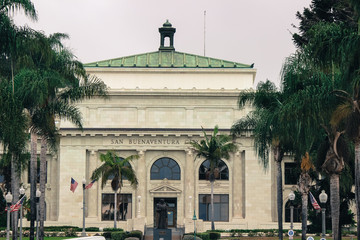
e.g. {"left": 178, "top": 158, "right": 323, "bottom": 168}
{"left": 111, "top": 231, "right": 127, "bottom": 240}
{"left": 126, "top": 230, "right": 142, "bottom": 239}
{"left": 104, "top": 227, "right": 124, "bottom": 232}
{"left": 196, "top": 232, "right": 210, "bottom": 240}
{"left": 183, "top": 234, "right": 202, "bottom": 240}
{"left": 208, "top": 231, "right": 220, "bottom": 240}
{"left": 85, "top": 227, "right": 100, "bottom": 232}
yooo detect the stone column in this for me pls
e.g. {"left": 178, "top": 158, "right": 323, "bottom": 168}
{"left": 232, "top": 151, "right": 243, "bottom": 219}
{"left": 184, "top": 149, "right": 195, "bottom": 219}
{"left": 88, "top": 150, "right": 98, "bottom": 218}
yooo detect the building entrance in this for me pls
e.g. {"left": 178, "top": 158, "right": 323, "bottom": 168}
{"left": 154, "top": 198, "right": 177, "bottom": 228}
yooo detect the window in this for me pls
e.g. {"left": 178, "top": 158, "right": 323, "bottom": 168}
{"left": 284, "top": 162, "right": 298, "bottom": 185}
{"left": 101, "top": 194, "right": 132, "bottom": 221}
{"left": 285, "top": 200, "right": 301, "bottom": 222}
{"left": 199, "top": 160, "right": 229, "bottom": 180}
{"left": 28, "top": 161, "right": 47, "bottom": 184}
{"left": 150, "top": 157, "right": 180, "bottom": 180}
{"left": 199, "top": 194, "right": 229, "bottom": 221}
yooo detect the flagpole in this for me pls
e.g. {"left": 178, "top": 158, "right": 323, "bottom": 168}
{"left": 81, "top": 178, "right": 87, "bottom": 237}
{"left": 19, "top": 186, "right": 25, "bottom": 240}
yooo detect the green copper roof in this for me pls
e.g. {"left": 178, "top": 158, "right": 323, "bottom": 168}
{"left": 84, "top": 51, "right": 254, "bottom": 69}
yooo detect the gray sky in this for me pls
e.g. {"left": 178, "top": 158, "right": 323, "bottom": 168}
{"left": 14, "top": 0, "right": 312, "bottom": 87}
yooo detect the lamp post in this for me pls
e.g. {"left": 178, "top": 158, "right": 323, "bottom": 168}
{"left": 82, "top": 178, "right": 86, "bottom": 237}
{"left": 192, "top": 210, "right": 197, "bottom": 240}
{"left": 5, "top": 192, "right": 13, "bottom": 240}
{"left": 319, "top": 190, "right": 328, "bottom": 239}
{"left": 36, "top": 189, "right": 41, "bottom": 240}
{"left": 19, "top": 186, "right": 25, "bottom": 240}
{"left": 288, "top": 191, "right": 295, "bottom": 230}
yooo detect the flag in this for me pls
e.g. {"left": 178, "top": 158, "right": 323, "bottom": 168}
{"left": 309, "top": 191, "right": 321, "bottom": 210}
{"left": 10, "top": 195, "right": 26, "bottom": 212}
{"left": 85, "top": 179, "right": 96, "bottom": 189}
{"left": 70, "top": 177, "right": 78, "bottom": 193}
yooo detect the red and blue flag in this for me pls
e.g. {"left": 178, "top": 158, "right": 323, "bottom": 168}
{"left": 70, "top": 177, "right": 78, "bottom": 193}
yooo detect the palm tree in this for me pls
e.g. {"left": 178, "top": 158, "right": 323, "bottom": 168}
{"left": 91, "top": 151, "right": 138, "bottom": 228}
{"left": 231, "top": 81, "right": 292, "bottom": 240}
{"left": 190, "top": 125, "right": 237, "bottom": 231}
{"left": 0, "top": 1, "right": 37, "bottom": 238}
{"left": 7, "top": 28, "right": 107, "bottom": 239}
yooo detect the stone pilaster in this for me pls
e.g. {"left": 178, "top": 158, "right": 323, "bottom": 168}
{"left": 232, "top": 151, "right": 242, "bottom": 219}
{"left": 88, "top": 150, "right": 98, "bottom": 218}
{"left": 136, "top": 150, "right": 146, "bottom": 218}
{"left": 184, "top": 149, "right": 195, "bottom": 219}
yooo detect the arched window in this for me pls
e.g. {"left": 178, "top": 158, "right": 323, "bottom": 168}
{"left": 199, "top": 160, "right": 229, "bottom": 180}
{"left": 150, "top": 157, "right": 180, "bottom": 180}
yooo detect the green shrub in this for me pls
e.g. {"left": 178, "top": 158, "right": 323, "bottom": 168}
{"left": 247, "top": 231, "right": 255, "bottom": 237}
{"left": 85, "top": 227, "right": 100, "bottom": 232}
{"left": 102, "top": 231, "right": 112, "bottom": 239}
{"left": 44, "top": 226, "right": 81, "bottom": 232}
{"left": 183, "top": 235, "right": 202, "bottom": 240}
{"left": 111, "top": 231, "right": 127, "bottom": 240}
{"left": 104, "top": 227, "right": 123, "bottom": 232}
{"left": 196, "top": 232, "right": 210, "bottom": 240}
{"left": 127, "top": 230, "right": 142, "bottom": 239}
{"left": 208, "top": 231, "right": 220, "bottom": 240}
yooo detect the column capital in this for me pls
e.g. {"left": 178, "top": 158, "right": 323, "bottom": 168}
{"left": 186, "top": 149, "right": 193, "bottom": 156}
{"left": 137, "top": 150, "right": 146, "bottom": 156}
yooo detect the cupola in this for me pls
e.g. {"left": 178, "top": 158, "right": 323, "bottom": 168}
{"left": 159, "top": 20, "right": 176, "bottom": 51}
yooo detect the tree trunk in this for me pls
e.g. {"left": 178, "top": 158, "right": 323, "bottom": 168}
{"left": 11, "top": 154, "right": 19, "bottom": 240}
{"left": 301, "top": 193, "right": 308, "bottom": 240}
{"left": 298, "top": 172, "right": 310, "bottom": 240}
{"left": 30, "top": 132, "right": 37, "bottom": 240}
{"left": 39, "top": 137, "right": 47, "bottom": 240}
{"left": 330, "top": 173, "right": 340, "bottom": 240}
{"left": 210, "top": 180, "right": 215, "bottom": 230}
{"left": 274, "top": 146, "right": 283, "bottom": 240}
{"left": 114, "top": 190, "right": 117, "bottom": 229}
{"left": 355, "top": 140, "right": 360, "bottom": 240}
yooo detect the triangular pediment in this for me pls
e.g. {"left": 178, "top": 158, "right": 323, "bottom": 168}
{"left": 149, "top": 184, "right": 182, "bottom": 194}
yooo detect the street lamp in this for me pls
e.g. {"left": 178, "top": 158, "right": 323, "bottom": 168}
{"left": 36, "top": 189, "right": 41, "bottom": 240}
{"left": 19, "top": 186, "right": 25, "bottom": 240}
{"left": 288, "top": 191, "right": 295, "bottom": 230}
{"left": 5, "top": 192, "right": 13, "bottom": 240}
{"left": 319, "top": 190, "right": 328, "bottom": 239}
{"left": 81, "top": 178, "right": 86, "bottom": 237}
{"left": 192, "top": 210, "right": 197, "bottom": 240}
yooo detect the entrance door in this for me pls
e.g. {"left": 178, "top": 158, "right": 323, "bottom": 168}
{"left": 154, "top": 198, "right": 177, "bottom": 228}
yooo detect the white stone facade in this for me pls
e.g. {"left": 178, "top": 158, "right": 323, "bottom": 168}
{"left": 13, "top": 23, "right": 302, "bottom": 231}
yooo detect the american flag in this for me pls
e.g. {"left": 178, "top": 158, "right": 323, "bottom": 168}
{"left": 10, "top": 195, "right": 26, "bottom": 212}
{"left": 70, "top": 177, "right": 78, "bottom": 193}
{"left": 309, "top": 191, "right": 321, "bottom": 210}
{"left": 5, "top": 195, "right": 26, "bottom": 212}
{"left": 85, "top": 179, "right": 96, "bottom": 189}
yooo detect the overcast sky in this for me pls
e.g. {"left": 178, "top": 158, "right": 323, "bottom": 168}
{"left": 14, "top": 0, "right": 312, "bottom": 87}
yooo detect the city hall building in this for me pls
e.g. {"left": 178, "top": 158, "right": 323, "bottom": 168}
{"left": 19, "top": 21, "right": 299, "bottom": 232}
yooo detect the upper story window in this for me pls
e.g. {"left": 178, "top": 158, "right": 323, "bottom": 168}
{"left": 284, "top": 162, "right": 298, "bottom": 185}
{"left": 150, "top": 157, "right": 180, "bottom": 180}
{"left": 199, "top": 160, "right": 229, "bottom": 180}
